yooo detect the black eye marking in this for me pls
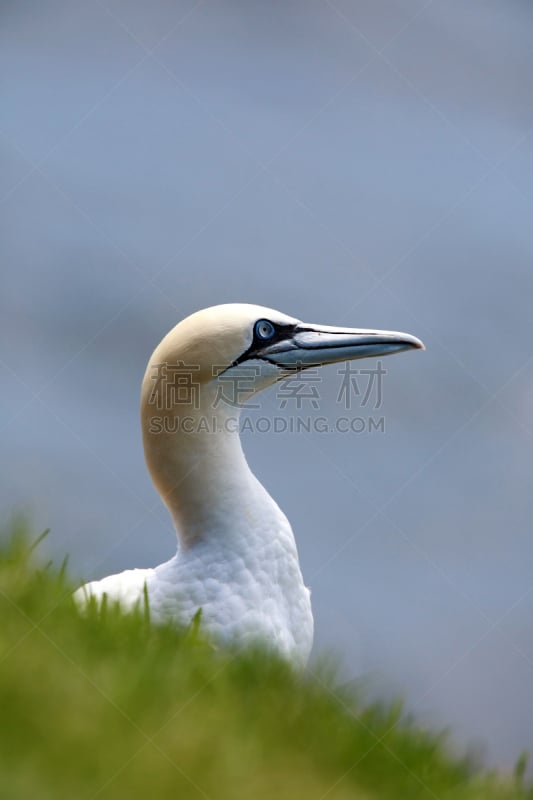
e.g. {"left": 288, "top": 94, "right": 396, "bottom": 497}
{"left": 254, "top": 319, "right": 276, "bottom": 341}
{"left": 219, "top": 320, "right": 298, "bottom": 375}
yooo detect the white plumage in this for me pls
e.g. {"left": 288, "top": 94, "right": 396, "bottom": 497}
{"left": 75, "top": 303, "right": 423, "bottom": 665}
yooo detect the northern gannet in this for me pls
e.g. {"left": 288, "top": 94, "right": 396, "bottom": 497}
{"left": 76, "top": 304, "right": 423, "bottom": 665}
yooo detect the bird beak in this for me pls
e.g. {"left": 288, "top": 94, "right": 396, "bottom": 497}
{"left": 260, "top": 323, "right": 425, "bottom": 370}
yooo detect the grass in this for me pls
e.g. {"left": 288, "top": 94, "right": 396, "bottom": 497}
{"left": 0, "top": 520, "right": 530, "bottom": 800}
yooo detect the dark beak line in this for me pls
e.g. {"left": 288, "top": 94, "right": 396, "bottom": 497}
{"left": 293, "top": 327, "right": 424, "bottom": 351}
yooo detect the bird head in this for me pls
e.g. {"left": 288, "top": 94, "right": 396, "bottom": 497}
{"left": 141, "top": 303, "right": 424, "bottom": 417}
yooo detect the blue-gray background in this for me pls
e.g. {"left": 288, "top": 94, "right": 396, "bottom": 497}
{"left": 2, "top": 0, "right": 533, "bottom": 767}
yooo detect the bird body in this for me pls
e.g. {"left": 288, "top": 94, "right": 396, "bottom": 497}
{"left": 76, "top": 304, "right": 423, "bottom": 665}
{"left": 80, "top": 447, "right": 313, "bottom": 663}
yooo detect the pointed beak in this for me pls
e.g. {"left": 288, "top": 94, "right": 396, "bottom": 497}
{"left": 260, "top": 323, "right": 425, "bottom": 370}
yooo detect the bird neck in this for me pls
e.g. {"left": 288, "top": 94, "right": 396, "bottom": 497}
{"left": 141, "top": 393, "right": 279, "bottom": 550}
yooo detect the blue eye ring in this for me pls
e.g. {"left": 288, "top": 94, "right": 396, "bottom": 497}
{"left": 255, "top": 319, "right": 276, "bottom": 341}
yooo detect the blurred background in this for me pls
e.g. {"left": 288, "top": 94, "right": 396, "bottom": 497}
{"left": 2, "top": 0, "right": 533, "bottom": 767}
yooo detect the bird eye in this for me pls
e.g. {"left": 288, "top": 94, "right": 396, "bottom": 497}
{"left": 255, "top": 319, "right": 276, "bottom": 340}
